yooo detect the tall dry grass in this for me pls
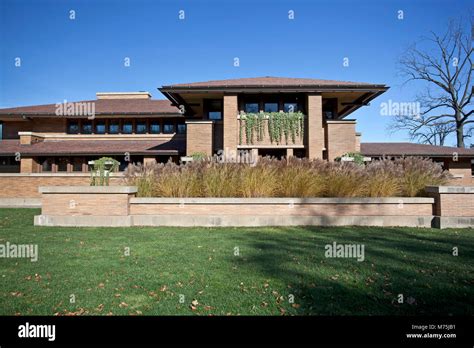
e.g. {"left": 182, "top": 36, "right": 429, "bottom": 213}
{"left": 124, "top": 156, "right": 450, "bottom": 198}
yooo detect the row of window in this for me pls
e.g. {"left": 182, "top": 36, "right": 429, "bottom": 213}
{"left": 243, "top": 102, "right": 299, "bottom": 114}
{"left": 67, "top": 119, "right": 186, "bottom": 135}
{"left": 203, "top": 99, "right": 301, "bottom": 120}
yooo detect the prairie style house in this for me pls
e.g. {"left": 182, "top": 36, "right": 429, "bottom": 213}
{"left": 0, "top": 77, "right": 388, "bottom": 172}
{"left": 0, "top": 76, "right": 472, "bottom": 183}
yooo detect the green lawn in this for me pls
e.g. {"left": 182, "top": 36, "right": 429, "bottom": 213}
{"left": 0, "top": 208, "right": 472, "bottom": 316}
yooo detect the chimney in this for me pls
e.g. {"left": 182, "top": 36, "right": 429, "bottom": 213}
{"left": 96, "top": 92, "right": 152, "bottom": 100}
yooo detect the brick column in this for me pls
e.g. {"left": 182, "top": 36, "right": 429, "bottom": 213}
{"left": 185, "top": 121, "right": 214, "bottom": 156}
{"left": 307, "top": 94, "right": 324, "bottom": 159}
{"left": 326, "top": 120, "right": 357, "bottom": 161}
{"left": 223, "top": 95, "right": 238, "bottom": 154}
{"left": 20, "top": 157, "right": 38, "bottom": 173}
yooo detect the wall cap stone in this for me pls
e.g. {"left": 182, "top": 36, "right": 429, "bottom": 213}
{"left": 425, "top": 186, "right": 474, "bottom": 194}
{"left": 39, "top": 186, "right": 137, "bottom": 194}
{"left": 130, "top": 197, "right": 434, "bottom": 204}
{"left": 0, "top": 173, "right": 124, "bottom": 177}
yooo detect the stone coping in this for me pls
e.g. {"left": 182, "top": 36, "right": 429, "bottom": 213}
{"left": 425, "top": 186, "right": 474, "bottom": 194}
{"left": 0, "top": 173, "right": 124, "bottom": 177}
{"left": 130, "top": 197, "right": 435, "bottom": 204}
{"left": 39, "top": 186, "right": 137, "bottom": 194}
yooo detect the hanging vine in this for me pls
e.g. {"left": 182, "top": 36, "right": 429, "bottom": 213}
{"left": 240, "top": 111, "right": 305, "bottom": 145}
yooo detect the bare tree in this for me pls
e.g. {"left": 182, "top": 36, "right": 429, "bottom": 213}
{"left": 393, "top": 16, "right": 473, "bottom": 147}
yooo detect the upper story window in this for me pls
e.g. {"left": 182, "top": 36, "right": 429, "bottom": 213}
{"left": 163, "top": 122, "right": 175, "bottom": 134}
{"left": 283, "top": 103, "right": 298, "bottom": 113}
{"left": 95, "top": 120, "right": 106, "bottom": 134}
{"left": 206, "top": 100, "right": 223, "bottom": 120}
{"left": 82, "top": 121, "right": 92, "bottom": 134}
{"left": 177, "top": 123, "right": 186, "bottom": 134}
{"left": 150, "top": 121, "right": 161, "bottom": 134}
{"left": 109, "top": 120, "right": 120, "bottom": 134}
{"left": 67, "top": 121, "right": 80, "bottom": 134}
{"left": 264, "top": 103, "right": 278, "bottom": 113}
{"left": 122, "top": 121, "right": 133, "bottom": 134}
{"left": 136, "top": 120, "right": 147, "bottom": 134}
{"left": 244, "top": 103, "right": 259, "bottom": 113}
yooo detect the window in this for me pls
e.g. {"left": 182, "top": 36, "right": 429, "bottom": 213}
{"left": 209, "top": 112, "right": 222, "bottom": 120}
{"left": 67, "top": 121, "right": 79, "bottom": 134}
{"left": 109, "top": 120, "right": 120, "bottom": 134}
{"left": 150, "top": 121, "right": 161, "bottom": 134}
{"left": 122, "top": 121, "right": 133, "bottom": 134}
{"left": 40, "top": 158, "right": 53, "bottom": 172}
{"left": 0, "top": 122, "right": 2, "bottom": 140}
{"left": 57, "top": 157, "right": 69, "bottom": 172}
{"left": 284, "top": 103, "right": 298, "bottom": 113}
{"left": 136, "top": 121, "right": 147, "bottom": 134}
{"left": 95, "top": 120, "right": 106, "bottom": 134}
{"left": 82, "top": 121, "right": 92, "bottom": 134}
{"left": 245, "top": 103, "right": 259, "bottom": 113}
{"left": 206, "top": 100, "right": 223, "bottom": 120}
{"left": 72, "top": 157, "right": 84, "bottom": 172}
{"left": 177, "top": 123, "right": 186, "bottom": 134}
{"left": 163, "top": 122, "right": 175, "bottom": 134}
{"left": 264, "top": 103, "right": 278, "bottom": 113}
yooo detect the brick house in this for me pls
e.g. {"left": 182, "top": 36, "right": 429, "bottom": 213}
{"left": 0, "top": 77, "right": 389, "bottom": 172}
{"left": 0, "top": 76, "right": 472, "bottom": 183}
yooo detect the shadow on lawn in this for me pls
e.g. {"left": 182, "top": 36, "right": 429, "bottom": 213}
{"left": 228, "top": 226, "right": 474, "bottom": 315}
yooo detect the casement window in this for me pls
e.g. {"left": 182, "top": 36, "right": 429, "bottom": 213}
{"left": 136, "top": 120, "right": 147, "bottom": 134}
{"left": 122, "top": 121, "right": 133, "bottom": 134}
{"left": 244, "top": 103, "right": 259, "bottom": 113}
{"left": 264, "top": 103, "right": 278, "bottom": 113}
{"left": 163, "top": 122, "right": 175, "bottom": 134}
{"left": 177, "top": 123, "right": 186, "bottom": 134}
{"left": 82, "top": 121, "right": 92, "bottom": 134}
{"left": 40, "top": 158, "right": 53, "bottom": 172}
{"left": 206, "top": 100, "right": 223, "bottom": 120}
{"left": 150, "top": 121, "right": 161, "bottom": 134}
{"left": 72, "top": 157, "right": 84, "bottom": 172}
{"left": 57, "top": 157, "right": 69, "bottom": 172}
{"left": 0, "top": 121, "right": 3, "bottom": 140}
{"left": 95, "top": 120, "right": 106, "bottom": 134}
{"left": 67, "top": 121, "right": 80, "bottom": 134}
{"left": 283, "top": 103, "right": 298, "bottom": 113}
{"left": 108, "top": 120, "right": 120, "bottom": 134}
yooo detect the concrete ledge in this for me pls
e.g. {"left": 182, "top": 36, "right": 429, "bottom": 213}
{"left": 0, "top": 198, "right": 41, "bottom": 208}
{"left": 131, "top": 215, "right": 434, "bottom": 228}
{"left": 425, "top": 186, "right": 474, "bottom": 194}
{"left": 39, "top": 186, "right": 137, "bottom": 194}
{"left": 432, "top": 216, "right": 474, "bottom": 229}
{"left": 34, "top": 215, "right": 132, "bottom": 227}
{"left": 130, "top": 197, "right": 435, "bottom": 204}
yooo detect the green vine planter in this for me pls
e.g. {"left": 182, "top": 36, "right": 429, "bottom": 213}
{"left": 90, "top": 157, "right": 120, "bottom": 186}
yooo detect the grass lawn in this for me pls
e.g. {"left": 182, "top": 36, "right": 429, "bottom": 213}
{"left": 0, "top": 208, "right": 472, "bottom": 316}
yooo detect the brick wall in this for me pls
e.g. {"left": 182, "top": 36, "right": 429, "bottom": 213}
{"left": 307, "top": 94, "right": 324, "bottom": 159}
{"left": 185, "top": 121, "right": 213, "bottom": 156}
{"left": 0, "top": 174, "right": 124, "bottom": 198}
{"left": 223, "top": 95, "right": 238, "bottom": 154}
{"left": 3, "top": 119, "right": 66, "bottom": 139}
{"left": 326, "top": 121, "right": 357, "bottom": 161}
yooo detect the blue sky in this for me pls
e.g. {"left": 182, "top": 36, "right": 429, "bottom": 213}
{"left": 0, "top": 0, "right": 471, "bottom": 144}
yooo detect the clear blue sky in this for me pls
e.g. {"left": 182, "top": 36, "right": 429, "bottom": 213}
{"left": 0, "top": 0, "right": 471, "bottom": 145}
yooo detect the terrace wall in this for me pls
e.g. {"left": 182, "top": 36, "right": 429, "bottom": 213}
{"left": 0, "top": 173, "right": 124, "bottom": 198}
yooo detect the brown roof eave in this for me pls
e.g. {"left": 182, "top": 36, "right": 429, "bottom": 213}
{"left": 159, "top": 86, "right": 389, "bottom": 94}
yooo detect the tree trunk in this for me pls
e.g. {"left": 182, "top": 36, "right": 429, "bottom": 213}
{"left": 456, "top": 120, "right": 465, "bottom": 148}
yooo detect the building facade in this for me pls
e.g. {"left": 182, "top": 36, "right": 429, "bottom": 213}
{"left": 0, "top": 77, "right": 389, "bottom": 173}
